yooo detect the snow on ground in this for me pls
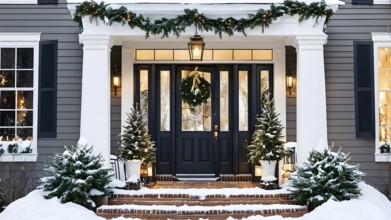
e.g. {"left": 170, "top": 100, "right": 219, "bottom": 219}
{"left": 240, "top": 182, "right": 391, "bottom": 220}
{"left": 0, "top": 190, "right": 104, "bottom": 220}
{"left": 1, "top": 182, "right": 390, "bottom": 220}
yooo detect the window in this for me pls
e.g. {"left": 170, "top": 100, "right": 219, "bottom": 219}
{"left": 372, "top": 33, "right": 391, "bottom": 162}
{"left": 0, "top": 33, "right": 40, "bottom": 162}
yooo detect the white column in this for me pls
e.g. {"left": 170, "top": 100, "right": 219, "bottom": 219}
{"left": 79, "top": 35, "right": 114, "bottom": 167}
{"left": 121, "top": 48, "right": 134, "bottom": 133}
{"left": 294, "top": 35, "right": 328, "bottom": 165}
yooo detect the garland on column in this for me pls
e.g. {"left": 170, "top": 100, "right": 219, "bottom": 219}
{"left": 73, "top": 0, "right": 334, "bottom": 38}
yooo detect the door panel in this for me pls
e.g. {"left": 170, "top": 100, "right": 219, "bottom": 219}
{"left": 176, "top": 66, "right": 216, "bottom": 174}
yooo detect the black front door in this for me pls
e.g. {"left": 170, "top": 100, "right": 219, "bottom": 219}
{"left": 135, "top": 64, "right": 273, "bottom": 176}
{"left": 175, "top": 65, "right": 217, "bottom": 175}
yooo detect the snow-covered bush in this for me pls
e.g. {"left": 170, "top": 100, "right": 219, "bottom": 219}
{"left": 247, "top": 91, "right": 284, "bottom": 163}
{"left": 289, "top": 148, "right": 365, "bottom": 209}
{"left": 120, "top": 105, "right": 156, "bottom": 164}
{"left": 39, "top": 140, "right": 113, "bottom": 210}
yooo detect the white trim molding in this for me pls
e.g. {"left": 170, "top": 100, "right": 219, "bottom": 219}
{"left": 0, "top": 154, "right": 38, "bottom": 162}
{"left": 373, "top": 0, "right": 390, "bottom": 4}
{"left": 372, "top": 32, "right": 391, "bottom": 162}
{"left": 0, "top": 0, "right": 37, "bottom": 4}
{"left": 0, "top": 32, "right": 41, "bottom": 162}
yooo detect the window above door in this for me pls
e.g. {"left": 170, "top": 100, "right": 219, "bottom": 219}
{"left": 135, "top": 49, "right": 273, "bottom": 61}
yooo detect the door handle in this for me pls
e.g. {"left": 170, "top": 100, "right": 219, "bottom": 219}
{"left": 214, "top": 125, "right": 219, "bottom": 143}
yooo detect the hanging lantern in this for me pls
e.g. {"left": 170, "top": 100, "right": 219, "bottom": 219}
{"left": 188, "top": 35, "right": 205, "bottom": 61}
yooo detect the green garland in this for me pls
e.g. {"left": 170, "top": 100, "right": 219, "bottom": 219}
{"left": 73, "top": 0, "right": 333, "bottom": 38}
{"left": 180, "top": 75, "right": 211, "bottom": 107}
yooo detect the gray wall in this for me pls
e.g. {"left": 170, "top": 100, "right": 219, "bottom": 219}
{"left": 285, "top": 3, "right": 391, "bottom": 194}
{"left": 286, "top": 46, "right": 297, "bottom": 143}
{"left": 324, "top": 1, "right": 391, "bottom": 194}
{"left": 110, "top": 46, "right": 122, "bottom": 156}
{"left": 0, "top": 0, "right": 82, "bottom": 177}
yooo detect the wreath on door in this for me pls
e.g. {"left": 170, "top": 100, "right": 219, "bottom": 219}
{"left": 180, "top": 67, "right": 211, "bottom": 107}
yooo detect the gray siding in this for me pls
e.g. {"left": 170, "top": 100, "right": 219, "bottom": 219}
{"left": 0, "top": 0, "right": 82, "bottom": 175}
{"left": 285, "top": 46, "right": 297, "bottom": 143}
{"left": 111, "top": 46, "right": 122, "bottom": 156}
{"left": 325, "top": 2, "right": 390, "bottom": 194}
{"left": 285, "top": 3, "right": 391, "bottom": 194}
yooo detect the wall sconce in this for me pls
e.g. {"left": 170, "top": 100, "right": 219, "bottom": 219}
{"left": 254, "top": 165, "right": 263, "bottom": 177}
{"left": 112, "top": 65, "right": 121, "bottom": 96}
{"left": 286, "top": 70, "right": 294, "bottom": 95}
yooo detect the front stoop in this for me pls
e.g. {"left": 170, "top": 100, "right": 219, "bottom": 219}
{"left": 97, "top": 205, "right": 308, "bottom": 219}
{"left": 97, "top": 190, "right": 308, "bottom": 219}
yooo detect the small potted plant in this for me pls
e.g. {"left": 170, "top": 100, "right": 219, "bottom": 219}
{"left": 119, "top": 105, "right": 155, "bottom": 190}
{"left": 379, "top": 142, "right": 390, "bottom": 154}
{"left": 247, "top": 92, "right": 284, "bottom": 183}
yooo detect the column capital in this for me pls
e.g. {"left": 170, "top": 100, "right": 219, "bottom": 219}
{"left": 79, "top": 34, "right": 114, "bottom": 50}
{"left": 292, "top": 34, "right": 328, "bottom": 50}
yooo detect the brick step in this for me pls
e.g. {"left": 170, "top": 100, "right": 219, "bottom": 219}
{"left": 97, "top": 204, "right": 308, "bottom": 219}
{"left": 109, "top": 193, "right": 294, "bottom": 206}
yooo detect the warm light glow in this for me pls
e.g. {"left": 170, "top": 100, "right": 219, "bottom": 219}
{"left": 147, "top": 164, "right": 153, "bottom": 177}
{"left": 113, "top": 75, "right": 120, "bottom": 87}
{"left": 193, "top": 46, "right": 200, "bottom": 58}
{"left": 287, "top": 75, "right": 293, "bottom": 89}
{"left": 254, "top": 165, "right": 263, "bottom": 177}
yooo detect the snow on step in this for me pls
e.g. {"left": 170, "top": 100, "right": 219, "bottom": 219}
{"left": 112, "top": 187, "right": 290, "bottom": 200}
{"left": 97, "top": 204, "right": 306, "bottom": 214}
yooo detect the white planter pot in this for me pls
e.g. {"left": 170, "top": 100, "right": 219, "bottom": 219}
{"left": 259, "top": 160, "right": 277, "bottom": 182}
{"left": 125, "top": 159, "right": 142, "bottom": 183}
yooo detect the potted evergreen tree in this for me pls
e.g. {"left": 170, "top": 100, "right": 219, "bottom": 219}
{"left": 247, "top": 92, "right": 284, "bottom": 182}
{"left": 120, "top": 105, "right": 155, "bottom": 187}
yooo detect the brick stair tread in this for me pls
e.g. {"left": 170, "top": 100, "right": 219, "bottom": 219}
{"left": 97, "top": 204, "right": 307, "bottom": 219}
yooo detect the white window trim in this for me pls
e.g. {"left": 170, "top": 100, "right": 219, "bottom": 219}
{"left": 0, "top": 0, "right": 37, "bottom": 4}
{"left": 372, "top": 32, "right": 391, "bottom": 162}
{"left": 373, "top": 0, "right": 390, "bottom": 5}
{"left": 0, "top": 32, "right": 41, "bottom": 162}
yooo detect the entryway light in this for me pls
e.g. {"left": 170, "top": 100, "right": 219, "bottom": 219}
{"left": 112, "top": 65, "right": 121, "bottom": 96}
{"left": 286, "top": 70, "right": 294, "bottom": 95}
{"left": 188, "top": 21, "right": 205, "bottom": 61}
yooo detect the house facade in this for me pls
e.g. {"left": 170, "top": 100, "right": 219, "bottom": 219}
{"left": 0, "top": 0, "right": 390, "bottom": 194}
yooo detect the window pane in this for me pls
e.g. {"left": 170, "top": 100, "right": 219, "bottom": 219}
{"left": 160, "top": 70, "right": 170, "bottom": 131}
{"left": 239, "top": 70, "right": 248, "bottom": 131}
{"left": 181, "top": 70, "right": 211, "bottom": 131}
{"left": 17, "top": 110, "right": 33, "bottom": 126}
{"left": 136, "top": 50, "right": 154, "bottom": 61}
{"left": 379, "top": 48, "right": 391, "bottom": 142}
{"left": 17, "top": 128, "right": 32, "bottom": 140}
{"left": 0, "top": 111, "right": 15, "bottom": 126}
{"left": 0, "top": 128, "right": 15, "bottom": 140}
{"left": 1, "top": 48, "right": 15, "bottom": 69}
{"left": 220, "top": 71, "right": 229, "bottom": 131}
{"left": 17, "top": 48, "right": 34, "bottom": 69}
{"left": 260, "top": 70, "right": 269, "bottom": 95}
{"left": 213, "top": 50, "right": 233, "bottom": 60}
{"left": 0, "top": 71, "right": 15, "bottom": 88}
{"left": 17, "top": 91, "right": 33, "bottom": 109}
{"left": 253, "top": 50, "right": 273, "bottom": 60}
{"left": 0, "top": 91, "right": 15, "bottom": 109}
{"left": 139, "top": 70, "right": 148, "bottom": 125}
{"left": 17, "top": 70, "right": 33, "bottom": 87}
{"left": 155, "top": 50, "right": 173, "bottom": 60}
{"left": 234, "top": 50, "right": 251, "bottom": 60}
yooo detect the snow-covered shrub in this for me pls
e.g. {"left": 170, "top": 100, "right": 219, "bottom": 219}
{"left": 39, "top": 140, "right": 113, "bottom": 210}
{"left": 289, "top": 148, "right": 365, "bottom": 209}
{"left": 120, "top": 105, "right": 156, "bottom": 164}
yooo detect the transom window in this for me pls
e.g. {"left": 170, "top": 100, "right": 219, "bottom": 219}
{"left": 135, "top": 49, "right": 273, "bottom": 61}
{"left": 0, "top": 47, "right": 34, "bottom": 141}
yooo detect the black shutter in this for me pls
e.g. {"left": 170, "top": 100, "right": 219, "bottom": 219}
{"left": 38, "top": 40, "right": 58, "bottom": 138}
{"left": 38, "top": 0, "right": 57, "bottom": 4}
{"left": 354, "top": 41, "right": 375, "bottom": 138}
{"left": 352, "top": 0, "right": 373, "bottom": 5}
